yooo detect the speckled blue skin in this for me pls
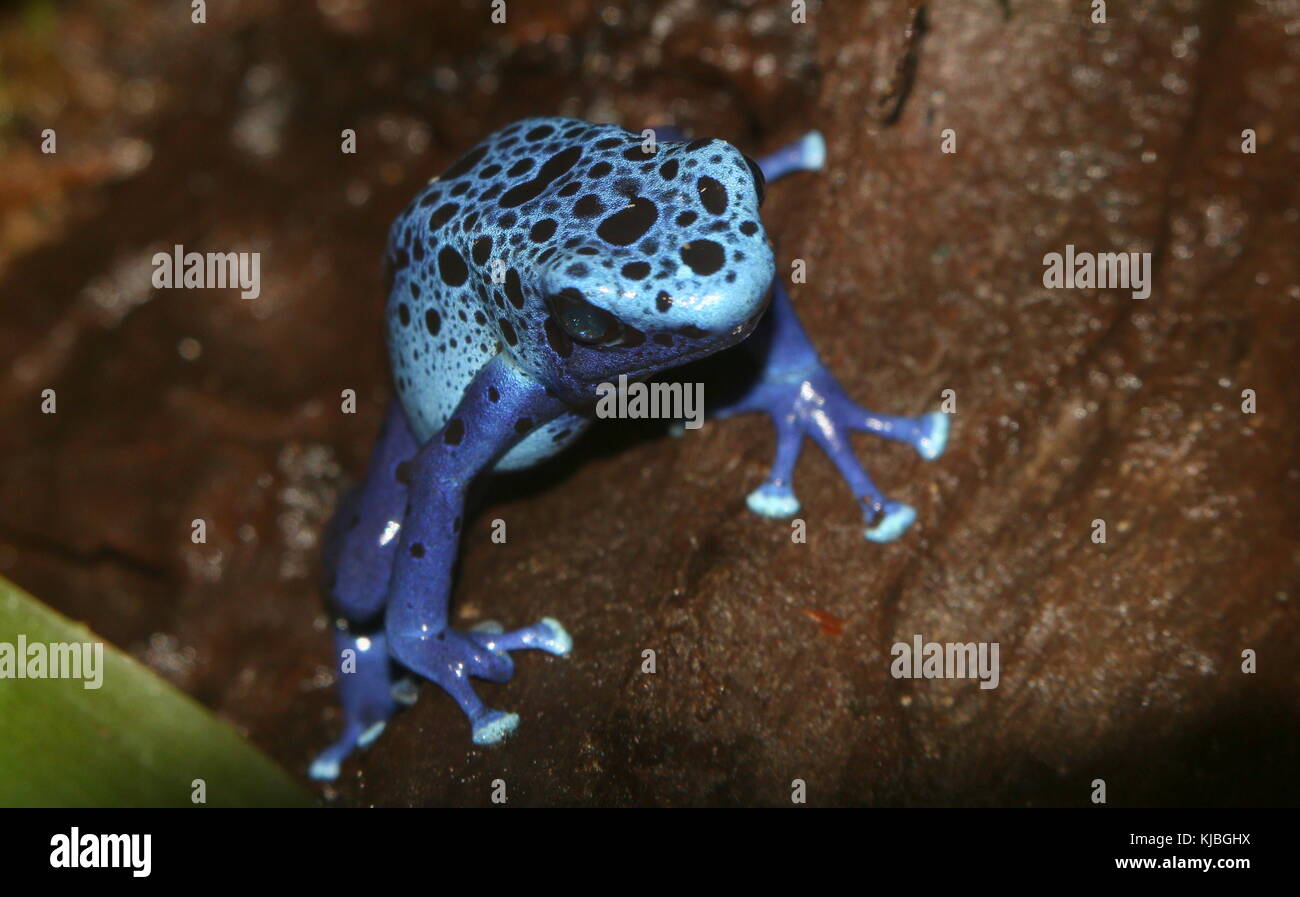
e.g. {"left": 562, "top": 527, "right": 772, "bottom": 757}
{"left": 310, "top": 118, "right": 949, "bottom": 780}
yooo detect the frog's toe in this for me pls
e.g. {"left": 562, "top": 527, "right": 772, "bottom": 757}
{"left": 357, "top": 720, "right": 387, "bottom": 748}
{"left": 746, "top": 482, "right": 801, "bottom": 518}
{"left": 470, "top": 619, "right": 504, "bottom": 634}
{"left": 390, "top": 677, "right": 420, "bottom": 706}
{"left": 310, "top": 729, "right": 360, "bottom": 781}
{"left": 864, "top": 501, "right": 917, "bottom": 543}
{"left": 799, "top": 130, "right": 826, "bottom": 170}
{"left": 916, "top": 412, "right": 950, "bottom": 461}
{"left": 758, "top": 130, "right": 827, "bottom": 182}
{"left": 472, "top": 709, "right": 521, "bottom": 746}
{"left": 310, "top": 715, "right": 395, "bottom": 780}
{"left": 477, "top": 618, "right": 572, "bottom": 657}
{"left": 540, "top": 617, "right": 574, "bottom": 655}
{"left": 309, "top": 756, "right": 341, "bottom": 782}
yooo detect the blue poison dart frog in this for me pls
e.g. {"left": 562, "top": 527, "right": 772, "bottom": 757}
{"left": 310, "top": 117, "right": 950, "bottom": 780}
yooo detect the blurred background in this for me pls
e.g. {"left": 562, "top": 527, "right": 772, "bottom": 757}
{"left": 0, "top": 0, "right": 1297, "bottom": 806}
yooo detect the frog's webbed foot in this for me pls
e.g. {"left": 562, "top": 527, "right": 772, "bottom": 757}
{"left": 722, "top": 362, "right": 947, "bottom": 542}
{"left": 310, "top": 627, "right": 405, "bottom": 781}
{"left": 388, "top": 618, "right": 572, "bottom": 747}
{"left": 311, "top": 718, "right": 392, "bottom": 782}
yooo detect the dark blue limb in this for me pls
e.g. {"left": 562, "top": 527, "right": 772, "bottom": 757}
{"left": 309, "top": 628, "right": 414, "bottom": 781}
{"left": 312, "top": 403, "right": 419, "bottom": 780}
{"left": 757, "top": 131, "right": 826, "bottom": 182}
{"left": 648, "top": 124, "right": 689, "bottom": 143}
{"left": 323, "top": 402, "right": 418, "bottom": 623}
{"left": 383, "top": 355, "right": 572, "bottom": 746}
{"left": 715, "top": 281, "right": 948, "bottom": 542}
{"left": 709, "top": 133, "right": 948, "bottom": 542}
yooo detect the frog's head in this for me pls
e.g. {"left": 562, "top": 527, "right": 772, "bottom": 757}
{"left": 503, "top": 127, "right": 774, "bottom": 405}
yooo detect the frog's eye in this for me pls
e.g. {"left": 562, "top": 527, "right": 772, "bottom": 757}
{"left": 741, "top": 154, "right": 766, "bottom": 207}
{"left": 549, "top": 289, "right": 624, "bottom": 345}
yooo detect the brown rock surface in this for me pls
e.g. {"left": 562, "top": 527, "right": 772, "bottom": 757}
{"left": 0, "top": 0, "right": 1296, "bottom": 806}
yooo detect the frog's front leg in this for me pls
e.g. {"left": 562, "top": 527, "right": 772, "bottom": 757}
{"left": 712, "top": 134, "right": 948, "bottom": 542}
{"left": 718, "top": 280, "right": 948, "bottom": 542}
{"left": 384, "top": 355, "right": 573, "bottom": 745}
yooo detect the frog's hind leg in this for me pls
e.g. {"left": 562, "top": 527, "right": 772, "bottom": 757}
{"left": 648, "top": 124, "right": 689, "bottom": 143}
{"left": 756, "top": 131, "right": 826, "bottom": 183}
{"left": 311, "top": 402, "right": 419, "bottom": 781}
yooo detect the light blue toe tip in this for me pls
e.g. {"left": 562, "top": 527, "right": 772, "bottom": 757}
{"left": 472, "top": 711, "right": 520, "bottom": 746}
{"left": 802, "top": 131, "right": 826, "bottom": 169}
{"left": 390, "top": 678, "right": 420, "bottom": 705}
{"left": 309, "top": 757, "right": 340, "bottom": 781}
{"left": 357, "top": 721, "right": 386, "bottom": 748}
{"left": 541, "top": 617, "right": 573, "bottom": 655}
{"left": 747, "top": 486, "right": 800, "bottom": 519}
{"left": 864, "top": 503, "right": 917, "bottom": 543}
{"left": 918, "top": 411, "right": 950, "bottom": 461}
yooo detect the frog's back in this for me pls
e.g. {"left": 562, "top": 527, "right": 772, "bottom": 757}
{"left": 383, "top": 116, "right": 600, "bottom": 458}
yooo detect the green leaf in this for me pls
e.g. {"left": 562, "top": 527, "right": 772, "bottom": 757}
{"left": 0, "top": 575, "right": 313, "bottom": 807}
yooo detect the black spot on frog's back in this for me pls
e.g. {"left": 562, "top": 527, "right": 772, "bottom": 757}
{"left": 597, "top": 197, "right": 658, "bottom": 246}
{"left": 697, "top": 176, "right": 727, "bottom": 215}
{"left": 499, "top": 145, "right": 582, "bottom": 208}
{"left": 505, "top": 269, "right": 526, "bottom": 309}
{"left": 680, "top": 239, "right": 724, "bottom": 276}
{"left": 430, "top": 202, "right": 459, "bottom": 229}
{"left": 438, "top": 246, "right": 469, "bottom": 285}
{"left": 443, "top": 144, "right": 489, "bottom": 180}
